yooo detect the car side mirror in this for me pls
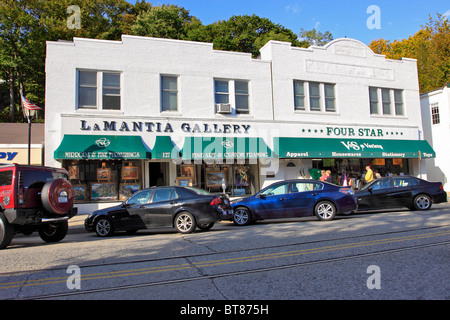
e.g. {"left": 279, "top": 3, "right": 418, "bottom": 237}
{"left": 368, "top": 187, "right": 373, "bottom": 193}
{"left": 257, "top": 194, "right": 266, "bottom": 199}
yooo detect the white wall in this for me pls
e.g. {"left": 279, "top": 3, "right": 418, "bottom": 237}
{"left": 421, "top": 85, "right": 450, "bottom": 190}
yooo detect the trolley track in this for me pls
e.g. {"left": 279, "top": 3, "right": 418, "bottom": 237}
{"left": 1, "top": 223, "right": 449, "bottom": 277}
{"left": 1, "top": 224, "right": 450, "bottom": 300}
{"left": 8, "top": 239, "right": 450, "bottom": 300}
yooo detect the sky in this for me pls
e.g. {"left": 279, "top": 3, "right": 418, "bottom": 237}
{"left": 130, "top": 0, "right": 450, "bottom": 45}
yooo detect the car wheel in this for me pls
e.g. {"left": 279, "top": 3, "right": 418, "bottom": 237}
{"left": 315, "top": 201, "right": 336, "bottom": 221}
{"left": 38, "top": 221, "right": 68, "bottom": 243}
{"left": 198, "top": 222, "right": 214, "bottom": 231}
{"left": 0, "top": 212, "right": 14, "bottom": 250}
{"left": 95, "top": 217, "right": 114, "bottom": 237}
{"left": 175, "top": 212, "right": 196, "bottom": 234}
{"left": 413, "top": 194, "right": 432, "bottom": 211}
{"left": 233, "top": 207, "right": 251, "bottom": 226}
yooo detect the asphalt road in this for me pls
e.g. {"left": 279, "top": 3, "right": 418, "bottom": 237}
{"left": 1, "top": 203, "right": 449, "bottom": 307}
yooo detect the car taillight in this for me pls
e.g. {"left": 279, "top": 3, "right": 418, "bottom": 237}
{"left": 210, "top": 198, "right": 221, "bottom": 206}
{"left": 339, "top": 187, "right": 353, "bottom": 195}
{"left": 440, "top": 184, "right": 444, "bottom": 191}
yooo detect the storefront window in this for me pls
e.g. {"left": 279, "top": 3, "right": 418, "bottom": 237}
{"left": 176, "top": 161, "right": 259, "bottom": 196}
{"left": 312, "top": 158, "right": 410, "bottom": 188}
{"left": 64, "top": 160, "right": 142, "bottom": 203}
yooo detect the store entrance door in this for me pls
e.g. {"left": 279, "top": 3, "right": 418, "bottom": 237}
{"left": 149, "top": 162, "right": 168, "bottom": 187}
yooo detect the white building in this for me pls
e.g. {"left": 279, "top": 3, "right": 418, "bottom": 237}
{"left": 420, "top": 83, "right": 450, "bottom": 194}
{"left": 45, "top": 35, "right": 435, "bottom": 213}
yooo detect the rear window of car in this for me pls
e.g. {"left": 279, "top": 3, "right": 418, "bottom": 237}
{"left": 0, "top": 170, "right": 13, "bottom": 186}
{"left": 23, "top": 170, "right": 67, "bottom": 188}
{"left": 184, "top": 187, "right": 211, "bottom": 195}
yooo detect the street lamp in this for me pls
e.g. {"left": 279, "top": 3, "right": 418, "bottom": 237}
{"left": 21, "top": 95, "right": 42, "bottom": 165}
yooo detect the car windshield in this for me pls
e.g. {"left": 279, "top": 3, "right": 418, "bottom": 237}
{"left": 185, "top": 187, "right": 212, "bottom": 195}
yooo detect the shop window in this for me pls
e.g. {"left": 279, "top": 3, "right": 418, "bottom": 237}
{"left": 64, "top": 160, "right": 142, "bottom": 203}
{"left": 176, "top": 161, "right": 259, "bottom": 196}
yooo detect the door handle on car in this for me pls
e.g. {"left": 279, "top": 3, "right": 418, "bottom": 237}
{"left": 280, "top": 197, "right": 287, "bottom": 201}
{"left": 170, "top": 201, "right": 178, "bottom": 205}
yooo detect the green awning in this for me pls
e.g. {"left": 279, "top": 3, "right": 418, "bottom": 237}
{"left": 54, "top": 135, "right": 151, "bottom": 160}
{"left": 151, "top": 136, "right": 180, "bottom": 159}
{"left": 181, "top": 137, "right": 272, "bottom": 160}
{"left": 274, "top": 138, "right": 436, "bottom": 159}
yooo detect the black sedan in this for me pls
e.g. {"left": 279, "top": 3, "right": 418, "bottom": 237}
{"left": 356, "top": 176, "right": 447, "bottom": 211}
{"left": 229, "top": 179, "right": 357, "bottom": 226}
{"left": 85, "top": 186, "right": 232, "bottom": 237}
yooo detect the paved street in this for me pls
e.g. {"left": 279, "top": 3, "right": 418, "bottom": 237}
{"left": 1, "top": 203, "right": 449, "bottom": 306}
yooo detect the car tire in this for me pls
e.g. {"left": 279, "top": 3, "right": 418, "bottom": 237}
{"left": 38, "top": 221, "right": 68, "bottom": 243}
{"left": 95, "top": 217, "right": 114, "bottom": 237}
{"left": 233, "top": 207, "right": 252, "bottom": 226}
{"left": 174, "top": 212, "right": 197, "bottom": 234}
{"left": 413, "top": 194, "right": 432, "bottom": 211}
{"left": 198, "top": 222, "right": 215, "bottom": 231}
{"left": 314, "top": 201, "right": 336, "bottom": 221}
{"left": 0, "top": 212, "right": 14, "bottom": 250}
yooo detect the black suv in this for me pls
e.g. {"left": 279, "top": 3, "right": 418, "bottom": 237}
{"left": 0, "top": 164, "right": 77, "bottom": 249}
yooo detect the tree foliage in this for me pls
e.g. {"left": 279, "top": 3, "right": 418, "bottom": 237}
{"left": 369, "top": 13, "right": 450, "bottom": 93}
{"left": 0, "top": 0, "right": 332, "bottom": 122}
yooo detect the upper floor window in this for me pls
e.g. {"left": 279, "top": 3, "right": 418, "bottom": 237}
{"left": 214, "top": 79, "right": 249, "bottom": 115}
{"left": 161, "top": 75, "right": 178, "bottom": 112}
{"left": 293, "top": 80, "right": 336, "bottom": 113}
{"left": 77, "top": 70, "right": 121, "bottom": 110}
{"left": 293, "top": 81, "right": 305, "bottom": 111}
{"left": 370, "top": 87, "right": 405, "bottom": 116}
{"left": 235, "top": 81, "right": 249, "bottom": 114}
{"left": 431, "top": 103, "right": 440, "bottom": 125}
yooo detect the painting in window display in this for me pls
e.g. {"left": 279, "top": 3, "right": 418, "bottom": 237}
{"left": 119, "top": 183, "right": 140, "bottom": 201}
{"left": 91, "top": 182, "right": 117, "bottom": 201}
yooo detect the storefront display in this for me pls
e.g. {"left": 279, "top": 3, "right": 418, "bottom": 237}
{"left": 64, "top": 160, "right": 142, "bottom": 203}
{"left": 176, "top": 161, "right": 259, "bottom": 196}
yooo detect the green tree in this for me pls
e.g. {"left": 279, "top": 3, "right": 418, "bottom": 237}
{"left": 369, "top": 13, "right": 450, "bottom": 93}
{"left": 131, "top": 4, "right": 201, "bottom": 40}
{"left": 196, "top": 15, "right": 306, "bottom": 57}
{"left": 299, "top": 28, "right": 334, "bottom": 46}
{"left": 0, "top": 0, "right": 135, "bottom": 122}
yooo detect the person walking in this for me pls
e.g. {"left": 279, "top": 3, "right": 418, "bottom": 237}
{"left": 365, "top": 165, "right": 374, "bottom": 185}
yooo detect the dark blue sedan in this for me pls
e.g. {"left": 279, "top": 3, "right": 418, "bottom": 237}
{"left": 230, "top": 179, "right": 357, "bottom": 225}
